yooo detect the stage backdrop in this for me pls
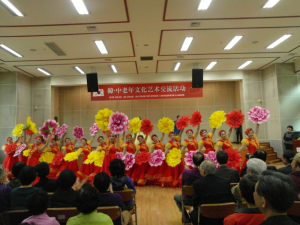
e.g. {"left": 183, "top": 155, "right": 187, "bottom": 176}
{"left": 91, "top": 82, "right": 203, "bottom": 101}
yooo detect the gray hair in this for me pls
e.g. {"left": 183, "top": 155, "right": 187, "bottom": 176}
{"left": 200, "top": 159, "right": 217, "bottom": 175}
{"left": 247, "top": 158, "right": 267, "bottom": 175}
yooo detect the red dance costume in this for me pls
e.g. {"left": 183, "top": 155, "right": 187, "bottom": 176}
{"left": 130, "top": 143, "right": 149, "bottom": 186}
{"left": 198, "top": 133, "right": 215, "bottom": 153}
{"left": 48, "top": 143, "right": 61, "bottom": 178}
{"left": 241, "top": 134, "right": 260, "bottom": 168}
{"left": 182, "top": 134, "right": 198, "bottom": 151}
{"left": 77, "top": 141, "right": 93, "bottom": 180}
{"left": 88, "top": 143, "right": 108, "bottom": 182}
{"left": 56, "top": 141, "right": 78, "bottom": 177}
{"left": 2, "top": 142, "right": 19, "bottom": 172}
{"left": 27, "top": 143, "right": 45, "bottom": 167}
{"left": 123, "top": 141, "right": 136, "bottom": 177}
{"left": 102, "top": 142, "right": 121, "bottom": 176}
{"left": 18, "top": 142, "right": 28, "bottom": 164}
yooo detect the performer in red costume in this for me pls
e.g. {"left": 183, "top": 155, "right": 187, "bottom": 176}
{"left": 2, "top": 137, "right": 19, "bottom": 172}
{"left": 122, "top": 133, "right": 137, "bottom": 176}
{"left": 198, "top": 128, "right": 216, "bottom": 153}
{"left": 181, "top": 124, "right": 200, "bottom": 153}
{"left": 48, "top": 137, "right": 63, "bottom": 178}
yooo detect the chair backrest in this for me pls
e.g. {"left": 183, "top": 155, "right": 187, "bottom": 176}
{"left": 3, "top": 210, "right": 31, "bottom": 225}
{"left": 97, "top": 206, "right": 121, "bottom": 221}
{"left": 114, "top": 189, "right": 135, "bottom": 201}
{"left": 48, "top": 192, "right": 54, "bottom": 202}
{"left": 288, "top": 201, "right": 300, "bottom": 216}
{"left": 200, "top": 202, "right": 237, "bottom": 218}
{"left": 230, "top": 183, "right": 238, "bottom": 189}
{"left": 182, "top": 185, "right": 194, "bottom": 196}
{"left": 46, "top": 207, "right": 78, "bottom": 223}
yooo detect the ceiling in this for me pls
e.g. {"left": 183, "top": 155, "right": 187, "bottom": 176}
{"left": 0, "top": 0, "right": 299, "bottom": 77}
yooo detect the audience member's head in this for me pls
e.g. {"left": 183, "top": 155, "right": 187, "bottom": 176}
{"left": 27, "top": 189, "right": 49, "bottom": 215}
{"left": 93, "top": 172, "right": 110, "bottom": 193}
{"left": 34, "top": 162, "right": 50, "bottom": 179}
{"left": 246, "top": 158, "right": 267, "bottom": 175}
{"left": 57, "top": 169, "right": 76, "bottom": 189}
{"left": 199, "top": 160, "right": 216, "bottom": 177}
{"left": 253, "top": 149, "right": 267, "bottom": 162}
{"left": 254, "top": 170, "right": 297, "bottom": 215}
{"left": 239, "top": 174, "right": 259, "bottom": 206}
{"left": 75, "top": 183, "right": 99, "bottom": 214}
{"left": 216, "top": 151, "right": 228, "bottom": 165}
{"left": 292, "top": 153, "right": 300, "bottom": 171}
{"left": 282, "top": 150, "right": 296, "bottom": 165}
{"left": 19, "top": 166, "right": 36, "bottom": 186}
{"left": 109, "top": 158, "right": 125, "bottom": 177}
{"left": 11, "top": 162, "right": 26, "bottom": 179}
{"left": 193, "top": 152, "right": 204, "bottom": 167}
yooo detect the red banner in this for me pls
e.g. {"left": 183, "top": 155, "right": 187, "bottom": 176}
{"left": 91, "top": 82, "right": 202, "bottom": 101}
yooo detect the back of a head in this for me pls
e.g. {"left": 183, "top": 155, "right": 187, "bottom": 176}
{"left": 192, "top": 152, "right": 204, "bottom": 167}
{"left": 19, "top": 166, "right": 37, "bottom": 186}
{"left": 109, "top": 158, "right": 125, "bottom": 177}
{"left": 283, "top": 150, "right": 296, "bottom": 164}
{"left": 200, "top": 160, "right": 217, "bottom": 175}
{"left": 93, "top": 172, "right": 110, "bottom": 193}
{"left": 75, "top": 183, "right": 99, "bottom": 214}
{"left": 239, "top": 174, "right": 258, "bottom": 205}
{"left": 257, "top": 170, "right": 297, "bottom": 213}
{"left": 216, "top": 151, "right": 228, "bottom": 165}
{"left": 11, "top": 162, "right": 26, "bottom": 178}
{"left": 57, "top": 169, "right": 76, "bottom": 189}
{"left": 253, "top": 149, "right": 267, "bottom": 162}
{"left": 34, "top": 162, "right": 50, "bottom": 178}
{"left": 27, "top": 189, "right": 49, "bottom": 215}
{"left": 247, "top": 158, "right": 267, "bottom": 175}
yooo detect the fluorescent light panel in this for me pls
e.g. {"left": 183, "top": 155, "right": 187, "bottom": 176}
{"left": 266, "top": 34, "right": 292, "bottom": 49}
{"left": 0, "top": 44, "right": 22, "bottom": 57}
{"left": 1, "top": 0, "right": 24, "bottom": 16}
{"left": 205, "top": 61, "right": 217, "bottom": 70}
{"left": 74, "top": 66, "right": 85, "bottom": 74}
{"left": 180, "top": 37, "right": 193, "bottom": 51}
{"left": 37, "top": 68, "right": 51, "bottom": 76}
{"left": 263, "top": 0, "right": 280, "bottom": 8}
{"left": 110, "top": 65, "right": 117, "bottom": 73}
{"left": 224, "top": 36, "right": 243, "bottom": 50}
{"left": 173, "top": 62, "right": 181, "bottom": 71}
{"left": 71, "top": 0, "right": 89, "bottom": 14}
{"left": 238, "top": 61, "right": 253, "bottom": 69}
{"left": 95, "top": 40, "right": 108, "bottom": 54}
{"left": 198, "top": 0, "right": 212, "bottom": 10}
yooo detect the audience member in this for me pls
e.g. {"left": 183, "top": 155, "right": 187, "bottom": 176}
{"left": 34, "top": 162, "right": 58, "bottom": 192}
{"left": 22, "top": 189, "right": 59, "bottom": 225}
{"left": 66, "top": 183, "right": 113, "bottom": 225}
{"left": 254, "top": 170, "right": 299, "bottom": 225}
{"left": 240, "top": 149, "right": 276, "bottom": 177}
{"left": 283, "top": 125, "right": 294, "bottom": 150}
{"left": 278, "top": 150, "right": 296, "bottom": 175}
{"left": 190, "top": 160, "right": 235, "bottom": 225}
{"left": 7, "top": 161, "right": 26, "bottom": 189}
{"left": 94, "top": 172, "right": 132, "bottom": 225}
{"left": 224, "top": 174, "right": 265, "bottom": 225}
{"left": 10, "top": 166, "right": 40, "bottom": 210}
{"left": 51, "top": 169, "right": 77, "bottom": 207}
{"left": 215, "top": 151, "right": 240, "bottom": 183}
{"left": 173, "top": 152, "right": 204, "bottom": 222}
{"left": 0, "top": 164, "right": 12, "bottom": 212}
{"left": 290, "top": 152, "right": 300, "bottom": 196}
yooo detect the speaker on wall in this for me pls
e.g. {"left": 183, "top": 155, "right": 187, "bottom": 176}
{"left": 192, "top": 69, "right": 203, "bottom": 88}
{"left": 86, "top": 73, "right": 99, "bottom": 92}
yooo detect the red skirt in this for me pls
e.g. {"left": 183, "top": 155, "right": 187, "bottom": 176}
{"left": 3, "top": 154, "right": 19, "bottom": 171}
{"left": 102, "top": 153, "right": 117, "bottom": 176}
{"left": 56, "top": 160, "right": 78, "bottom": 177}
{"left": 159, "top": 160, "right": 184, "bottom": 187}
{"left": 27, "top": 153, "right": 41, "bottom": 167}
{"left": 48, "top": 164, "right": 60, "bottom": 178}
{"left": 204, "top": 148, "right": 215, "bottom": 154}
{"left": 145, "top": 162, "right": 166, "bottom": 184}
{"left": 130, "top": 163, "right": 149, "bottom": 186}
{"left": 19, "top": 154, "right": 28, "bottom": 164}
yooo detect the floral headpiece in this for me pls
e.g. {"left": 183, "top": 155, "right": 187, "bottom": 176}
{"left": 218, "top": 130, "right": 225, "bottom": 137}
{"left": 245, "top": 128, "right": 253, "bottom": 135}
{"left": 185, "top": 129, "right": 193, "bottom": 134}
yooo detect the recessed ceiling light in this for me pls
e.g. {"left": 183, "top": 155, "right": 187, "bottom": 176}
{"left": 224, "top": 36, "right": 243, "bottom": 50}
{"left": 71, "top": 0, "right": 89, "bottom": 15}
{"left": 110, "top": 65, "right": 117, "bottom": 73}
{"left": 266, "top": 34, "right": 292, "bottom": 49}
{"left": 1, "top": 0, "right": 24, "bottom": 16}
{"left": 37, "top": 68, "right": 51, "bottom": 76}
{"left": 238, "top": 61, "right": 253, "bottom": 69}
{"left": 173, "top": 62, "right": 181, "bottom": 71}
{"left": 198, "top": 0, "right": 212, "bottom": 10}
{"left": 263, "top": 0, "right": 280, "bottom": 8}
{"left": 180, "top": 37, "right": 193, "bottom": 51}
{"left": 95, "top": 40, "right": 108, "bottom": 54}
{"left": 205, "top": 61, "right": 217, "bottom": 70}
{"left": 73, "top": 66, "right": 85, "bottom": 74}
{"left": 0, "top": 44, "right": 22, "bottom": 57}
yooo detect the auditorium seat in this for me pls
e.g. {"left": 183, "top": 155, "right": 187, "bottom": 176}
{"left": 114, "top": 189, "right": 137, "bottom": 224}
{"left": 181, "top": 185, "right": 194, "bottom": 225}
{"left": 288, "top": 201, "right": 300, "bottom": 223}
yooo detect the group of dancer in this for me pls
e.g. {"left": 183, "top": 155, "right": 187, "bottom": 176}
{"left": 2, "top": 122, "right": 260, "bottom": 188}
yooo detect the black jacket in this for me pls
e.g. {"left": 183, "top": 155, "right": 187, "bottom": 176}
{"left": 215, "top": 165, "right": 240, "bottom": 183}
{"left": 278, "top": 164, "right": 293, "bottom": 175}
{"left": 34, "top": 177, "right": 58, "bottom": 192}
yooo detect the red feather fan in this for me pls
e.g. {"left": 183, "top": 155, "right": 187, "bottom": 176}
{"left": 140, "top": 119, "right": 154, "bottom": 135}
{"left": 135, "top": 151, "right": 151, "bottom": 165}
{"left": 3, "top": 143, "right": 18, "bottom": 154}
{"left": 52, "top": 152, "right": 65, "bottom": 166}
{"left": 190, "top": 111, "right": 202, "bottom": 127}
{"left": 225, "top": 110, "right": 245, "bottom": 128}
{"left": 176, "top": 115, "right": 190, "bottom": 130}
{"left": 225, "top": 148, "right": 242, "bottom": 170}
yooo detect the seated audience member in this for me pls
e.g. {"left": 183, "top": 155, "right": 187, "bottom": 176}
{"left": 51, "top": 169, "right": 77, "bottom": 207}
{"left": 22, "top": 189, "right": 59, "bottom": 225}
{"left": 190, "top": 160, "right": 235, "bottom": 225}
{"left": 215, "top": 151, "right": 240, "bottom": 183}
{"left": 109, "top": 159, "right": 136, "bottom": 211}
{"left": 278, "top": 150, "right": 296, "bottom": 175}
{"left": 66, "top": 183, "right": 113, "bottom": 225}
{"left": 254, "top": 170, "right": 299, "bottom": 225}
{"left": 240, "top": 149, "right": 276, "bottom": 177}
{"left": 173, "top": 152, "right": 204, "bottom": 222}
{"left": 34, "top": 162, "right": 58, "bottom": 192}
{"left": 0, "top": 164, "right": 12, "bottom": 212}
{"left": 94, "top": 172, "right": 132, "bottom": 225}
{"left": 224, "top": 174, "right": 265, "bottom": 225}
{"left": 10, "top": 166, "right": 40, "bottom": 210}
{"left": 290, "top": 152, "right": 300, "bottom": 196}
{"left": 7, "top": 161, "right": 26, "bottom": 189}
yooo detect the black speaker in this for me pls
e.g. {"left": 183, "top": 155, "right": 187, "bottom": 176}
{"left": 192, "top": 69, "right": 203, "bottom": 88}
{"left": 86, "top": 73, "right": 99, "bottom": 92}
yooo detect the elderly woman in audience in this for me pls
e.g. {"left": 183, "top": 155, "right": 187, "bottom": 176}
{"left": 0, "top": 164, "right": 11, "bottom": 212}
{"left": 7, "top": 161, "right": 26, "bottom": 189}
{"left": 22, "top": 189, "right": 59, "bottom": 225}
{"left": 66, "top": 183, "right": 113, "bottom": 225}
{"left": 290, "top": 152, "right": 300, "bottom": 199}
{"left": 34, "top": 162, "right": 58, "bottom": 192}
